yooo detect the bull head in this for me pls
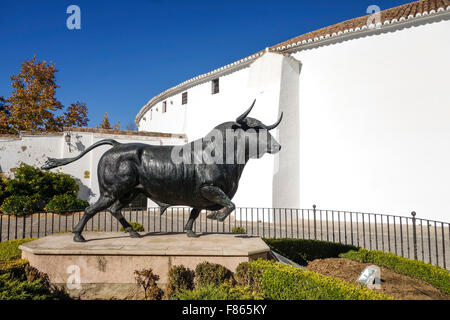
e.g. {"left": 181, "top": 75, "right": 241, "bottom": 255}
{"left": 233, "top": 99, "right": 283, "bottom": 158}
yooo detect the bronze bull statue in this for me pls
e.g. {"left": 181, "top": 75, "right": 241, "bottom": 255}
{"left": 42, "top": 100, "right": 283, "bottom": 242}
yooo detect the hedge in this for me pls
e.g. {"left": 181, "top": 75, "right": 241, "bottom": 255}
{"left": 194, "top": 262, "right": 234, "bottom": 287}
{"left": 340, "top": 248, "right": 450, "bottom": 295}
{"left": 44, "top": 194, "right": 89, "bottom": 213}
{"left": 0, "top": 238, "right": 36, "bottom": 263}
{"left": 263, "top": 238, "right": 358, "bottom": 266}
{"left": 175, "top": 283, "right": 263, "bottom": 300}
{"left": 236, "top": 260, "right": 393, "bottom": 300}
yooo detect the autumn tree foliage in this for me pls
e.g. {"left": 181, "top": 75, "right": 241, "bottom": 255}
{"left": 98, "top": 112, "right": 121, "bottom": 130}
{"left": 0, "top": 56, "right": 89, "bottom": 134}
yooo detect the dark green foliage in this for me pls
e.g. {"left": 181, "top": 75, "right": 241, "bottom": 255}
{"left": 0, "top": 258, "right": 67, "bottom": 300}
{"left": 0, "top": 238, "right": 36, "bottom": 263}
{"left": 236, "top": 260, "right": 392, "bottom": 300}
{"left": 166, "top": 265, "right": 194, "bottom": 299}
{"left": 0, "top": 175, "right": 9, "bottom": 206}
{"left": 0, "top": 164, "right": 81, "bottom": 213}
{"left": 175, "top": 283, "right": 263, "bottom": 300}
{"left": 263, "top": 238, "right": 358, "bottom": 266}
{"left": 44, "top": 194, "right": 89, "bottom": 213}
{"left": 134, "top": 268, "right": 163, "bottom": 300}
{"left": 340, "top": 248, "right": 450, "bottom": 295}
{"left": 120, "top": 222, "right": 144, "bottom": 232}
{"left": 194, "top": 261, "right": 234, "bottom": 287}
{"left": 0, "top": 195, "right": 36, "bottom": 216}
{"left": 232, "top": 227, "right": 246, "bottom": 234}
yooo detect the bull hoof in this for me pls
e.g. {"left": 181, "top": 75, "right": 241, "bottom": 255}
{"left": 186, "top": 230, "right": 200, "bottom": 238}
{"left": 206, "top": 212, "right": 219, "bottom": 220}
{"left": 128, "top": 230, "right": 142, "bottom": 238}
{"left": 73, "top": 233, "right": 86, "bottom": 243}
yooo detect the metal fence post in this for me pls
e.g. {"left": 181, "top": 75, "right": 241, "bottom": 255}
{"left": 411, "top": 211, "right": 418, "bottom": 260}
{"left": 313, "top": 205, "right": 317, "bottom": 240}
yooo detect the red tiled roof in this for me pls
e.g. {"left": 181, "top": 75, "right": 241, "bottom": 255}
{"left": 272, "top": 0, "right": 449, "bottom": 50}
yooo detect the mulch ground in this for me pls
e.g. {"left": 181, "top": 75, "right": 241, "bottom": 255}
{"left": 306, "top": 258, "right": 449, "bottom": 300}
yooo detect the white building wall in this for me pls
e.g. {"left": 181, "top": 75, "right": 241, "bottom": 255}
{"left": 291, "top": 18, "right": 450, "bottom": 222}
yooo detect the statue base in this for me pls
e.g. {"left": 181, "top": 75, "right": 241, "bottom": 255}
{"left": 19, "top": 232, "right": 270, "bottom": 299}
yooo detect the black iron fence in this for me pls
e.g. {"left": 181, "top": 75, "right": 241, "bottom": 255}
{"left": 1, "top": 206, "right": 448, "bottom": 270}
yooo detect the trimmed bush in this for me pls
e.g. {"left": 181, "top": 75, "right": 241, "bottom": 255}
{"left": 0, "top": 259, "right": 63, "bottom": 300}
{"left": 0, "top": 195, "right": 36, "bottom": 216}
{"left": 166, "top": 265, "right": 195, "bottom": 299}
{"left": 232, "top": 227, "right": 246, "bottom": 234}
{"left": 236, "top": 260, "right": 393, "bottom": 300}
{"left": 44, "top": 194, "right": 89, "bottom": 213}
{"left": 2, "top": 164, "right": 79, "bottom": 211}
{"left": 263, "top": 238, "right": 358, "bottom": 266}
{"left": 340, "top": 248, "right": 450, "bottom": 295}
{"left": 194, "top": 262, "right": 234, "bottom": 287}
{"left": 175, "top": 283, "right": 263, "bottom": 300}
{"left": 120, "top": 222, "right": 144, "bottom": 232}
{"left": 0, "top": 238, "right": 36, "bottom": 263}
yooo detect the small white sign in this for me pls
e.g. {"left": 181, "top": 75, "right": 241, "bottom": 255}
{"left": 357, "top": 265, "right": 381, "bottom": 289}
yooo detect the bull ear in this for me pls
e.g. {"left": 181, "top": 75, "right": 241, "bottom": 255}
{"left": 265, "top": 112, "right": 283, "bottom": 130}
{"left": 236, "top": 99, "right": 256, "bottom": 124}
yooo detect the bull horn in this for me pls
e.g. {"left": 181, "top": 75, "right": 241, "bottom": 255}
{"left": 236, "top": 99, "right": 256, "bottom": 123}
{"left": 265, "top": 112, "right": 283, "bottom": 130}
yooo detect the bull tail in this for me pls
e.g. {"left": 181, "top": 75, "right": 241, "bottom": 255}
{"left": 41, "top": 139, "right": 120, "bottom": 170}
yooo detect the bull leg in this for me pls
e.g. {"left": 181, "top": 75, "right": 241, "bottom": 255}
{"left": 184, "top": 208, "right": 201, "bottom": 238}
{"left": 73, "top": 195, "right": 116, "bottom": 242}
{"left": 109, "top": 193, "right": 143, "bottom": 239}
{"left": 201, "top": 185, "right": 235, "bottom": 222}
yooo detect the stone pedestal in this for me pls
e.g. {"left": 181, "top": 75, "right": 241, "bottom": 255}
{"left": 19, "top": 232, "right": 270, "bottom": 299}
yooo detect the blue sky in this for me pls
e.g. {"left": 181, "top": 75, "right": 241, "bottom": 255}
{"left": 0, "top": 0, "right": 410, "bottom": 128}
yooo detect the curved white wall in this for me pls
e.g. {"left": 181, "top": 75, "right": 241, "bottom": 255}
{"left": 291, "top": 17, "right": 450, "bottom": 221}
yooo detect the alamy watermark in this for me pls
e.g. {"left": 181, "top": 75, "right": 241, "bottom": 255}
{"left": 367, "top": 5, "right": 382, "bottom": 29}
{"left": 66, "top": 5, "right": 81, "bottom": 30}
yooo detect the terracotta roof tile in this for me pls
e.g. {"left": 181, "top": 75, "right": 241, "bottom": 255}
{"left": 271, "top": 0, "right": 449, "bottom": 50}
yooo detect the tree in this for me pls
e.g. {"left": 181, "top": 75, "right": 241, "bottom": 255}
{"left": 98, "top": 112, "right": 121, "bottom": 130}
{"left": 99, "top": 112, "right": 111, "bottom": 129}
{"left": 1, "top": 56, "right": 89, "bottom": 134}
{"left": 64, "top": 102, "right": 88, "bottom": 128}
{"left": 0, "top": 96, "right": 11, "bottom": 133}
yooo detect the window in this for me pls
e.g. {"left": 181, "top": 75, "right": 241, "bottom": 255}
{"left": 182, "top": 92, "right": 188, "bottom": 105}
{"left": 212, "top": 78, "right": 219, "bottom": 94}
{"left": 150, "top": 110, "right": 152, "bottom": 120}
{"left": 162, "top": 101, "right": 167, "bottom": 113}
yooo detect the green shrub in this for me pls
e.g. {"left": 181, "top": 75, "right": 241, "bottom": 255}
{"left": 175, "top": 283, "right": 263, "bottom": 300}
{"left": 0, "top": 238, "right": 36, "bottom": 263}
{"left": 120, "top": 222, "right": 144, "bottom": 232}
{"left": 232, "top": 227, "right": 246, "bottom": 234}
{"left": 340, "top": 248, "right": 450, "bottom": 295}
{"left": 263, "top": 238, "right": 358, "bottom": 266}
{"left": 166, "top": 265, "right": 194, "bottom": 299}
{"left": 0, "top": 195, "right": 36, "bottom": 216}
{"left": 194, "top": 262, "right": 234, "bottom": 287}
{"left": 0, "top": 259, "right": 64, "bottom": 300}
{"left": 0, "top": 174, "right": 10, "bottom": 208}
{"left": 44, "top": 194, "right": 89, "bottom": 213}
{"left": 237, "top": 260, "right": 393, "bottom": 300}
{"left": 4, "top": 164, "right": 79, "bottom": 211}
